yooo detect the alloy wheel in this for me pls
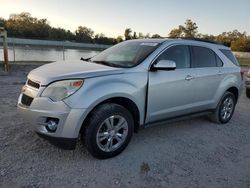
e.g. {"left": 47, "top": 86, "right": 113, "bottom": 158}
{"left": 96, "top": 115, "right": 128, "bottom": 152}
{"left": 220, "top": 96, "right": 234, "bottom": 121}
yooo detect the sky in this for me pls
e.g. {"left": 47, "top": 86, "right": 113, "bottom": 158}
{"left": 0, "top": 0, "right": 250, "bottom": 38}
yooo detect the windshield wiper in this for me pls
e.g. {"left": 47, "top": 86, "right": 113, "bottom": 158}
{"left": 80, "top": 57, "right": 91, "bottom": 61}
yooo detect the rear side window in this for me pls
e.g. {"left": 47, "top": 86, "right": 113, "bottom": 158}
{"left": 156, "top": 45, "right": 190, "bottom": 69}
{"left": 192, "top": 46, "right": 217, "bottom": 68}
{"left": 220, "top": 49, "right": 239, "bottom": 66}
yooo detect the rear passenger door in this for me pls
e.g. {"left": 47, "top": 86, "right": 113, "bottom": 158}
{"left": 191, "top": 46, "right": 223, "bottom": 109}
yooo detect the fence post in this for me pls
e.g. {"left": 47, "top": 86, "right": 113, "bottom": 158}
{"left": 3, "top": 35, "right": 9, "bottom": 71}
{"left": 13, "top": 40, "right": 15, "bottom": 62}
{"left": 62, "top": 44, "right": 65, "bottom": 61}
{"left": 0, "top": 27, "right": 9, "bottom": 72}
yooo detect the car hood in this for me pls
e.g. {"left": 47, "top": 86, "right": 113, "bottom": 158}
{"left": 28, "top": 60, "right": 124, "bottom": 85}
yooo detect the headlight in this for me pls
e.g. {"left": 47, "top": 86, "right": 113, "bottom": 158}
{"left": 41, "top": 80, "right": 83, "bottom": 101}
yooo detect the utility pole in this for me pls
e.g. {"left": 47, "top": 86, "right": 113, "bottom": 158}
{"left": 0, "top": 27, "right": 9, "bottom": 72}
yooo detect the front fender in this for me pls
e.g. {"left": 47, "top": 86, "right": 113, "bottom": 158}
{"left": 64, "top": 72, "right": 148, "bottom": 124}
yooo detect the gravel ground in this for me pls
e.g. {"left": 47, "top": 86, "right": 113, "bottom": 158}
{"left": 0, "top": 64, "right": 250, "bottom": 188}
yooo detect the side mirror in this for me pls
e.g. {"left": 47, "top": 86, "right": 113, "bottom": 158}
{"left": 151, "top": 60, "right": 176, "bottom": 71}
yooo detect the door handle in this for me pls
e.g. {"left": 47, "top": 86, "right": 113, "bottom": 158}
{"left": 185, "top": 75, "right": 193, "bottom": 81}
{"left": 218, "top": 71, "right": 223, "bottom": 75}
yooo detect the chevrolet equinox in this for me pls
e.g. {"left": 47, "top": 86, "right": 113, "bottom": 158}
{"left": 18, "top": 38, "right": 242, "bottom": 159}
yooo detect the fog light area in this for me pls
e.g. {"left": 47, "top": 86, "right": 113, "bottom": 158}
{"left": 45, "top": 118, "right": 59, "bottom": 132}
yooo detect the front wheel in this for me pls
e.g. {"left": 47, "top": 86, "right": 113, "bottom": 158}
{"left": 82, "top": 103, "right": 134, "bottom": 159}
{"left": 210, "top": 92, "right": 236, "bottom": 124}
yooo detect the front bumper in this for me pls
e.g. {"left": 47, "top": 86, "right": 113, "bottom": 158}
{"left": 36, "top": 132, "right": 77, "bottom": 150}
{"left": 17, "top": 93, "right": 88, "bottom": 149}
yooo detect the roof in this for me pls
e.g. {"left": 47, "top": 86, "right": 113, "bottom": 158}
{"left": 127, "top": 38, "right": 227, "bottom": 49}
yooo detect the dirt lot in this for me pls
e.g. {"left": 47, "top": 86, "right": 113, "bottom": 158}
{"left": 0, "top": 64, "right": 250, "bottom": 188}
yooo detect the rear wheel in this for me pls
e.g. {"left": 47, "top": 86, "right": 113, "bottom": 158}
{"left": 246, "top": 88, "right": 250, "bottom": 98}
{"left": 82, "top": 103, "right": 134, "bottom": 159}
{"left": 210, "top": 92, "right": 236, "bottom": 124}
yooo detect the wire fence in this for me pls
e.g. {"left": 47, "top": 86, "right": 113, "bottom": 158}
{"left": 233, "top": 52, "right": 250, "bottom": 59}
{"left": 1, "top": 38, "right": 250, "bottom": 62}
{"left": 0, "top": 38, "right": 110, "bottom": 62}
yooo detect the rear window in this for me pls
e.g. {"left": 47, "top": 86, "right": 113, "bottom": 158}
{"left": 220, "top": 49, "right": 239, "bottom": 66}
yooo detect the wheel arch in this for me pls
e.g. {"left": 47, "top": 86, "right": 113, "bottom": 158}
{"left": 80, "top": 96, "right": 141, "bottom": 135}
{"left": 226, "top": 86, "right": 239, "bottom": 101}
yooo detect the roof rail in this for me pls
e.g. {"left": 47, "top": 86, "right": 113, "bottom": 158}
{"left": 179, "top": 37, "right": 224, "bottom": 45}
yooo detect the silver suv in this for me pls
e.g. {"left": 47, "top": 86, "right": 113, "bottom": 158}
{"left": 18, "top": 39, "right": 242, "bottom": 159}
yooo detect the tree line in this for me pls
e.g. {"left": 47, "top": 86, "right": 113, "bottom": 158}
{"left": 168, "top": 19, "right": 250, "bottom": 52}
{"left": 0, "top": 13, "right": 250, "bottom": 52}
{"left": 0, "top": 12, "right": 117, "bottom": 45}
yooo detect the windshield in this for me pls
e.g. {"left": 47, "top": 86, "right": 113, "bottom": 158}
{"left": 90, "top": 41, "right": 160, "bottom": 68}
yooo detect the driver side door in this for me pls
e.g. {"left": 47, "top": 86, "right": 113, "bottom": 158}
{"left": 146, "top": 45, "right": 197, "bottom": 123}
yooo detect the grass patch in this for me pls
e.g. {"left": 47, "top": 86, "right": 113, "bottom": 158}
{"left": 238, "top": 58, "right": 250, "bottom": 67}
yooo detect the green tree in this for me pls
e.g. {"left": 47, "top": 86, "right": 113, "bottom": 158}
{"left": 94, "top": 33, "right": 116, "bottom": 45}
{"left": 216, "top": 30, "right": 247, "bottom": 47}
{"left": 151, "top": 34, "right": 161, "bottom": 38}
{"left": 33, "top": 18, "right": 50, "bottom": 39}
{"left": 75, "top": 26, "right": 94, "bottom": 43}
{"left": 169, "top": 28, "right": 183, "bottom": 38}
{"left": 5, "top": 12, "right": 50, "bottom": 39}
{"left": 231, "top": 38, "right": 250, "bottom": 52}
{"left": 144, "top": 33, "right": 150, "bottom": 38}
{"left": 200, "top": 34, "right": 216, "bottom": 41}
{"left": 0, "top": 17, "right": 5, "bottom": 27}
{"left": 183, "top": 19, "right": 198, "bottom": 37}
{"left": 138, "top": 32, "right": 144, "bottom": 39}
{"left": 133, "top": 32, "right": 137, "bottom": 39}
{"left": 65, "top": 30, "right": 75, "bottom": 41}
{"left": 169, "top": 19, "right": 198, "bottom": 38}
{"left": 124, "top": 28, "right": 132, "bottom": 40}
{"left": 116, "top": 36, "right": 123, "bottom": 43}
{"left": 49, "top": 27, "right": 69, "bottom": 41}
{"left": 1, "top": 12, "right": 120, "bottom": 44}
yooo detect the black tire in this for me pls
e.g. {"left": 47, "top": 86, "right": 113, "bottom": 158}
{"left": 246, "top": 88, "right": 250, "bottom": 98}
{"left": 82, "top": 103, "right": 134, "bottom": 159}
{"left": 210, "top": 92, "right": 236, "bottom": 124}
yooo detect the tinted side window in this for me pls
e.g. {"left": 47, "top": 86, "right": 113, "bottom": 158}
{"left": 156, "top": 45, "right": 190, "bottom": 69}
{"left": 192, "top": 46, "right": 217, "bottom": 68}
{"left": 220, "top": 49, "right": 239, "bottom": 66}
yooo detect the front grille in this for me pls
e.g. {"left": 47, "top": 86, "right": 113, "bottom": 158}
{"left": 21, "top": 94, "right": 34, "bottom": 106}
{"left": 27, "top": 79, "right": 40, "bottom": 89}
